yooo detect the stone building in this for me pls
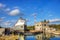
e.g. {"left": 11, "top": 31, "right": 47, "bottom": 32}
{"left": 35, "top": 21, "right": 49, "bottom": 31}
{"left": 0, "top": 28, "right": 5, "bottom": 35}
{"left": 35, "top": 20, "right": 57, "bottom": 40}
{"left": 35, "top": 21, "right": 50, "bottom": 40}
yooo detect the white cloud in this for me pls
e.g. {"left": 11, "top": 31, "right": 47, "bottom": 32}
{"left": 0, "top": 3, "right": 20, "bottom": 16}
{"left": 1, "top": 19, "right": 17, "bottom": 27}
{"left": 26, "top": 18, "right": 30, "bottom": 22}
{"left": 4, "top": 22, "right": 11, "bottom": 26}
{"left": 31, "top": 13, "right": 37, "bottom": 16}
{"left": 49, "top": 18, "right": 60, "bottom": 22}
{"left": 5, "top": 8, "right": 10, "bottom": 12}
{"left": 2, "top": 21, "right": 11, "bottom": 27}
{"left": 7, "top": 20, "right": 17, "bottom": 23}
{"left": 0, "top": 17, "right": 5, "bottom": 21}
{"left": 9, "top": 9, "right": 20, "bottom": 16}
{"left": 1, "top": 17, "right": 6, "bottom": 19}
{"left": 0, "top": 3, "right": 6, "bottom": 8}
{"left": 0, "top": 18, "right": 2, "bottom": 22}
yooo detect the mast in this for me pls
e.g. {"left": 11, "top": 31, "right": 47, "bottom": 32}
{"left": 32, "top": 13, "right": 37, "bottom": 24}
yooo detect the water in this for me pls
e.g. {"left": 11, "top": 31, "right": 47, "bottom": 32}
{"left": 25, "top": 36, "right": 36, "bottom": 40}
{"left": 50, "top": 37, "right": 60, "bottom": 40}
{"left": 25, "top": 36, "right": 60, "bottom": 40}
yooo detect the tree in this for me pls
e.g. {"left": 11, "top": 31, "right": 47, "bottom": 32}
{"left": 0, "top": 26, "right": 2, "bottom": 28}
{"left": 49, "top": 24, "right": 60, "bottom": 30}
{"left": 27, "top": 26, "right": 35, "bottom": 30}
{"left": 44, "top": 19, "right": 46, "bottom": 22}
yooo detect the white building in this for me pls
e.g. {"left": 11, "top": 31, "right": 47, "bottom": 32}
{"left": 13, "top": 18, "right": 26, "bottom": 32}
{"left": 35, "top": 21, "right": 56, "bottom": 33}
{"left": 35, "top": 22, "right": 49, "bottom": 31}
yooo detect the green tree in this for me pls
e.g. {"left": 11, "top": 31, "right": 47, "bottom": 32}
{"left": 0, "top": 26, "right": 2, "bottom": 28}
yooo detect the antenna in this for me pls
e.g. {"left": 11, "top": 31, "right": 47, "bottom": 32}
{"left": 32, "top": 13, "right": 37, "bottom": 24}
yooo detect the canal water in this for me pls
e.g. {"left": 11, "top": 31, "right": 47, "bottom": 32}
{"left": 25, "top": 36, "right": 36, "bottom": 40}
{"left": 25, "top": 36, "right": 60, "bottom": 40}
{"left": 50, "top": 37, "right": 60, "bottom": 40}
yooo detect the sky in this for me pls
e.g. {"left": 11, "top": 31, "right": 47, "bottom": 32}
{"left": 0, "top": 0, "right": 60, "bottom": 27}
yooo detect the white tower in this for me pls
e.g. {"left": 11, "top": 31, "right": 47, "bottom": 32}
{"left": 13, "top": 18, "right": 26, "bottom": 32}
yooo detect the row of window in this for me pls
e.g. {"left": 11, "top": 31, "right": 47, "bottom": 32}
{"left": 36, "top": 24, "right": 47, "bottom": 26}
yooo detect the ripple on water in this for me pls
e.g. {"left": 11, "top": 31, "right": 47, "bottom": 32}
{"left": 25, "top": 36, "right": 36, "bottom": 40}
{"left": 50, "top": 37, "right": 60, "bottom": 40}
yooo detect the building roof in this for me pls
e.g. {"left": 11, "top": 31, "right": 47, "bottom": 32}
{"left": 13, "top": 17, "right": 26, "bottom": 27}
{"left": 35, "top": 22, "right": 49, "bottom": 25}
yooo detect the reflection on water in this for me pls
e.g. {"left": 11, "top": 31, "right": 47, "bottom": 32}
{"left": 50, "top": 37, "right": 60, "bottom": 40}
{"left": 25, "top": 36, "right": 36, "bottom": 40}
{"left": 25, "top": 35, "right": 60, "bottom": 40}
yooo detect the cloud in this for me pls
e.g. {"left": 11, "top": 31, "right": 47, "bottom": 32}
{"left": 0, "top": 18, "right": 3, "bottom": 22}
{"left": 0, "top": 3, "right": 6, "bottom": 8}
{"left": 1, "top": 17, "right": 5, "bottom": 19}
{"left": 2, "top": 20, "right": 11, "bottom": 27}
{"left": 31, "top": 13, "right": 37, "bottom": 16}
{"left": 1, "top": 19, "right": 17, "bottom": 27}
{"left": 0, "top": 3, "right": 20, "bottom": 16}
{"left": 49, "top": 18, "right": 60, "bottom": 22}
{"left": 9, "top": 9, "right": 20, "bottom": 16}
{"left": 5, "top": 8, "right": 10, "bottom": 12}
{"left": 8, "top": 20, "right": 17, "bottom": 23}
{"left": 26, "top": 18, "right": 30, "bottom": 22}
{"left": 0, "top": 17, "right": 5, "bottom": 22}
{"left": 4, "top": 21, "right": 11, "bottom": 26}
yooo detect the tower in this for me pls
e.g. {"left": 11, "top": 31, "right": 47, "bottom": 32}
{"left": 13, "top": 17, "right": 27, "bottom": 32}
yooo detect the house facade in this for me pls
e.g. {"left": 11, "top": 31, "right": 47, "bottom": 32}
{"left": 35, "top": 22, "right": 49, "bottom": 31}
{"left": 13, "top": 18, "right": 27, "bottom": 32}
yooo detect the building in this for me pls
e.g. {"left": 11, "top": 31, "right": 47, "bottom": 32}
{"left": 0, "top": 28, "right": 5, "bottom": 35}
{"left": 35, "top": 21, "right": 50, "bottom": 40}
{"left": 13, "top": 17, "right": 27, "bottom": 32}
{"left": 35, "top": 21, "right": 49, "bottom": 31}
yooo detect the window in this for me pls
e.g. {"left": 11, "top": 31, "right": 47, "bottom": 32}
{"left": 37, "top": 36, "right": 40, "bottom": 38}
{"left": 21, "top": 26, "right": 23, "bottom": 28}
{"left": 44, "top": 24, "right": 46, "bottom": 26}
{"left": 37, "top": 25, "right": 39, "bottom": 26}
{"left": 40, "top": 25, "right": 41, "bottom": 26}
